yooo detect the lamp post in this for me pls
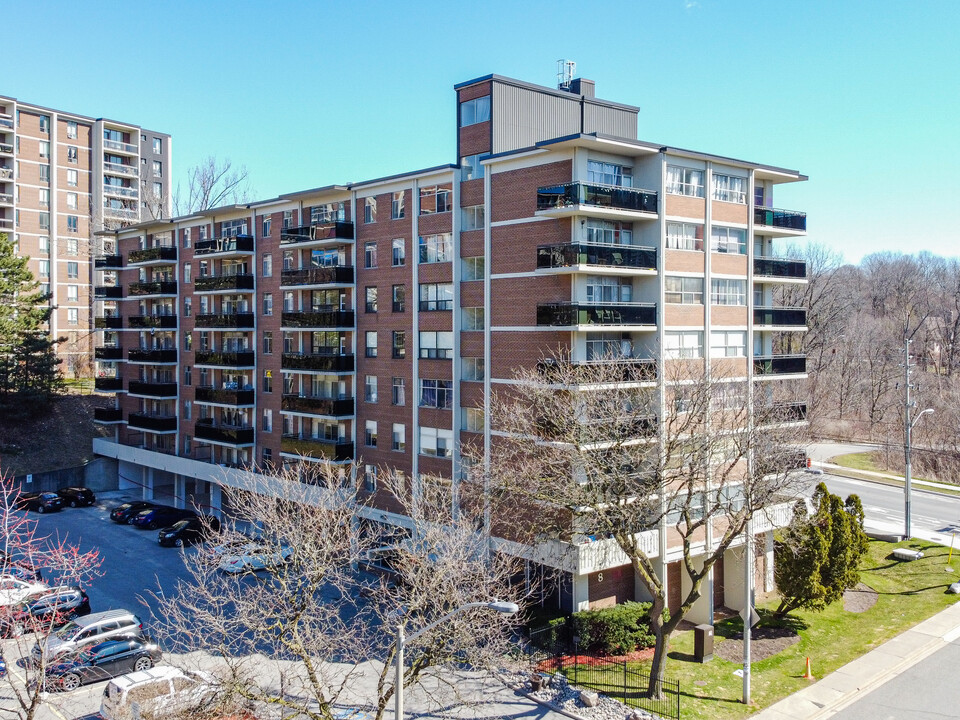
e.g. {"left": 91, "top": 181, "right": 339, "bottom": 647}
{"left": 394, "top": 600, "right": 519, "bottom": 720}
{"left": 904, "top": 404, "right": 934, "bottom": 540}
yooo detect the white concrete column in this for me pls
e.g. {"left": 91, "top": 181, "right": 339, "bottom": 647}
{"left": 764, "top": 530, "right": 775, "bottom": 592}
{"left": 143, "top": 467, "right": 155, "bottom": 500}
{"left": 573, "top": 573, "right": 590, "bottom": 612}
{"left": 209, "top": 483, "right": 222, "bottom": 518}
{"left": 173, "top": 474, "right": 186, "bottom": 509}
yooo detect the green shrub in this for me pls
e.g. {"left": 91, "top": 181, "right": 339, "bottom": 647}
{"left": 572, "top": 601, "right": 656, "bottom": 655}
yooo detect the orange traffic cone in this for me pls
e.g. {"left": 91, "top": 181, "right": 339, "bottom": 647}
{"left": 804, "top": 657, "right": 815, "bottom": 681}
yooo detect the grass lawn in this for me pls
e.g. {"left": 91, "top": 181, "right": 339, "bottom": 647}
{"left": 829, "top": 451, "right": 882, "bottom": 473}
{"left": 562, "top": 539, "right": 960, "bottom": 720}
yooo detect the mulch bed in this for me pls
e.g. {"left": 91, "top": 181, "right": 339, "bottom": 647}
{"left": 844, "top": 582, "right": 879, "bottom": 613}
{"left": 714, "top": 626, "right": 800, "bottom": 662}
{"left": 536, "top": 646, "right": 655, "bottom": 672}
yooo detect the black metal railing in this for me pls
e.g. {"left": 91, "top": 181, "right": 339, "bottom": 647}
{"left": 94, "top": 378, "right": 123, "bottom": 392}
{"left": 281, "top": 353, "right": 355, "bottom": 372}
{"left": 194, "top": 422, "right": 255, "bottom": 445}
{"left": 537, "top": 358, "right": 657, "bottom": 383}
{"left": 129, "top": 315, "right": 177, "bottom": 329}
{"left": 754, "top": 207, "right": 806, "bottom": 231}
{"left": 537, "top": 182, "right": 658, "bottom": 214}
{"left": 194, "top": 350, "right": 256, "bottom": 367}
{"left": 280, "top": 222, "right": 354, "bottom": 245}
{"left": 127, "top": 413, "right": 177, "bottom": 432}
{"left": 128, "top": 281, "right": 177, "bottom": 296}
{"left": 758, "top": 402, "right": 808, "bottom": 423}
{"left": 93, "top": 407, "right": 124, "bottom": 422}
{"left": 280, "top": 266, "right": 354, "bottom": 286}
{"left": 281, "top": 310, "right": 354, "bottom": 328}
{"left": 753, "top": 257, "right": 807, "bottom": 279}
{"left": 537, "top": 303, "right": 657, "bottom": 327}
{"left": 537, "top": 242, "right": 657, "bottom": 271}
{"left": 754, "top": 355, "right": 807, "bottom": 375}
{"left": 281, "top": 395, "right": 354, "bottom": 416}
{"left": 95, "top": 346, "right": 124, "bottom": 361}
{"left": 127, "top": 348, "right": 177, "bottom": 363}
{"left": 128, "top": 246, "right": 177, "bottom": 264}
{"left": 280, "top": 435, "right": 354, "bottom": 461}
{"left": 95, "top": 316, "right": 123, "bottom": 329}
{"left": 193, "top": 274, "right": 255, "bottom": 292}
{"left": 193, "top": 235, "right": 255, "bottom": 256}
{"left": 194, "top": 313, "right": 255, "bottom": 329}
{"left": 754, "top": 306, "right": 807, "bottom": 326}
{"left": 94, "top": 286, "right": 123, "bottom": 299}
{"left": 94, "top": 255, "right": 123, "bottom": 269}
{"left": 127, "top": 380, "right": 178, "bottom": 397}
{"left": 194, "top": 387, "right": 256, "bottom": 406}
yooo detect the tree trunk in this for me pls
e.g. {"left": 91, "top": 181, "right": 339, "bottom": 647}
{"left": 646, "top": 597, "right": 669, "bottom": 700}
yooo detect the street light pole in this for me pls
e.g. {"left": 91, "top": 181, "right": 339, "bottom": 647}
{"left": 903, "top": 338, "right": 934, "bottom": 540}
{"left": 394, "top": 600, "right": 519, "bottom": 720}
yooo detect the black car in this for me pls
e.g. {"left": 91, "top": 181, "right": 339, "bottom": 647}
{"left": 0, "top": 586, "right": 90, "bottom": 637}
{"left": 43, "top": 637, "right": 160, "bottom": 692}
{"left": 15, "top": 492, "right": 63, "bottom": 514}
{"left": 56, "top": 487, "right": 96, "bottom": 508}
{"left": 109, "top": 501, "right": 158, "bottom": 523}
{"left": 130, "top": 505, "right": 196, "bottom": 530}
{"left": 157, "top": 516, "right": 220, "bottom": 548}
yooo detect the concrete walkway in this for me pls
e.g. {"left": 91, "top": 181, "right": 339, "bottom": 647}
{"left": 750, "top": 600, "right": 960, "bottom": 719}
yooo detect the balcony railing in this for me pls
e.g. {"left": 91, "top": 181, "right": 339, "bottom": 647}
{"left": 104, "top": 207, "right": 139, "bottom": 220}
{"left": 537, "top": 182, "right": 658, "bottom": 214}
{"left": 281, "top": 353, "right": 355, "bottom": 372}
{"left": 94, "top": 378, "right": 123, "bottom": 392}
{"left": 537, "top": 242, "right": 657, "bottom": 272}
{"left": 281, "top": 395, "right": 354, "bottom": 416}
{"left": 94, "top": 255, "right": 123, "bottom": 269}
{"left": 537, "top": 357, "right": 657, "bottom": 383}
{"left": 194, "top": 313, "right": 255, "bottom": 329}
{"left": 537, "top": 302, "right": 657, "bottom": 327}
{"left": 94, "top": 346, "right": 124, "bottom": 361}
{"left": 754, "top": 207, "right": 806, "bottom": 232}
{"left": 0, "top": 144, "right": 14, "bottom": 155}
{"left": 127, "top": 348, "right": 177, "bottom": 363}
{"left": 127, "top": 381, "right": 178, "bottom": 397}
{"left": 281, "top": 310, "right": 354, "bottom": 329}
{"left": 94, "top": 286, "right": 123, "bottom": 299}
{"left": 128, "top": 281, "right": 177, "bottom": 296}
{"left": 93, "top": 407, "right": 124, "bottom": 423}
{"left": 754, "top": 355, "right": 807, "bottom": 375}
{"left": 280, "top": 266, "right": 354, "bottom": 286}
{"left": 103, "top": 139, "right": 138, "bottom": 154}
{"left": 193, "top": 274, "right": 255, "bottom": 292}
{"left": 194, "top": 350, "right": 255, "bottom": 367}
{"left": 129, "top": 315, "right": 177, "bottom": 329}
{"left": 0, "top": 117, "right": 13, "bottom": 131}
{"left": 103, "top": 184, "right": 138, "bottom": 199}
{"left": 754, "top": 307, "right": 807, "bottom": 327}
{"left": 0, "top": 193, "right": 12, "bottom": 206}
{"left": 103, "top": 162, "right": 139, "bottom": 178}
{"left": 128, "top": 246, "right": 176, "bottom": 264}
{"left": 195, "top": 422, "right": 255, "bottom": 446}
{"left": 0, "top": 168, "right": 13, "bottom": 180}
{"left": 0, "top": 218, "right": 12, "bottom": 231}
{"left": 95, "top": 316, "right": 123, "bottom": 329}
{"left": 280, "top": 222, "right": 354, "bottom": 245}
{"left": 280, "top": 435, "right": 354, "bottom": 461}
{"left": 194, "top": 387, "right": 256, "bottom": 406}
{"left": 193, "top": 235, "right": 255, "bottom": 256}
{"left": 754, "top": 257, "right": 807, "bottom": 280}
{"left": 758, "top": 402, "right": 808, "bottom": 423}
{"left": 127, "top": 413, "right": 177, "bottom": 433}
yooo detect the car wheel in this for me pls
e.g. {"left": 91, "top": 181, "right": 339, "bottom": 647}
{"left": 59, "top": 673, "right": 81, "bottom": 692}
{"left": 36, "top": 505, "right": 45, "bottom": 514}
{"left": 133, "top": 656, "right": 153, "bottom": 672}
{"left": 69, "top": 500, "right": 78, "bottom": 508}
{"left": 148, "top": 521, "right": 158, "bottom": 530}
{"left": 175, "top": 538, "right": 183, "bottom": 548}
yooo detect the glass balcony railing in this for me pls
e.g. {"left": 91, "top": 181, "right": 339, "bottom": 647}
{"left": 753, "top": 257, "right": 807, "bottom": 280}
{"left": 103, "top": 184, "right": 138, "bottom": 199}
{"left": 94, "top": 346, "right": 124, "bottom": 361}
{"left": 754, "top": 307, "right": 807, "bottom": 326}
{"left": 193, "top": 274, "right": 255, "bottom": 292}
{"left": 537, "top": 242, "right": 657, "bottom": 272}
{"left": 537, "top": 302, "right": 657, "bottom": 327}
{"left": 127, "top": 381, "right": 178, "bottom": 397}
{"left": 754, "top": 207, "right": 806, "bottom": 231}
{"left": 281, "top": 353, "right": 354, "bottom": 372}
{"left": 94, "top": 255, "right": 123, "bottom": 269}
{"left": 194, "top": 387, "right": 256, "bottom": 406}
{"left": 0, "top": 193, "right": 12, "bottom": 206}
{"left": 281, "top": 395, "right": 354, "bottom": 416}
{"left": 94, "top": 377, "right": 123, "bottom": 392}
{"left": 753, "top": 355, "right": 807, "bottom": 375}
{"left": 128, "top": 247, "right": 176, "bottom": 264}
{"left": 127, "top": 413, "right": 177, "bottom": 433}
{"left": 194, "top": 313, "right": 255, "bottom": 329}
{"left": 195, "top": 421, "right": 255, "bottom": 445}
{"left": 127, "top": 348, "right": 177, "bottom": 364}
{"left": 0, "top": 143, "right": 14, "bottom": 155}
{"left": 757, "top": 402, "right": 808, "bottom": 423}
{"left": 280, "top": 266, "right": 354, "bottom": 287}
{"left": 193, "top": 235, "right": 255, "bottom": 256}
{"left": 537, "top": 357, "right": 657, "bottom": 383}
{"left": 129, "top": 315, "right": 177, "bottom": 329}
{"left": 281, "top": 310, "right": 355, "bottom": 329}
{"left": 280, "top": 222, "right": 354, "bottom": 245}
{"left": 128, "top": 281, "right": 177, "bottom": 296}
{"left": 95, "top": 316, "right": 123, "bottom": 329}
{"left": 194, "top": 350, "right": 255, "bottom": 367}
{"left": 280, "top": 435, "right": 354, "bottom": 461}
{"left": 93, "top": 407, "right": 124, "bottom": 423}
{"left": 94, "top": 286, "right": 123, "bottom": 299}
{"left": 103, "top": 139, "right": 138, "bottom": 154}
{"left": 537, "top": 182, "right": 658, "bottom": 214}
{"left": 103, "top": 162, "right": 138, "bottom": 178}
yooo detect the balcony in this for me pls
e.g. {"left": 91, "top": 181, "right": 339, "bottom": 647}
{"left": 127, "top": 413, "right": 177, "bottom": 433}
{"left": 194, "top": 421, "right": 255, "bottom": 446}
{"left": 128, "top": 246, "right": 176, "bottom": 265}
{"left": 280, "top": 435, "right": 354, "bottom": 461}
{"left": 104, "top": 206, "right": 139, "bottom": 221}
{"left": 754, "top": 307, "right": 807, "bottom": 327}
{"left": 0, "top": 168, "right": 13, "bottom": 180}
{"left": 129, "top": 315, "right": 177, "bottom": 329}
{"left": 538, "top": 357, "right": 657, "bottom": 384}
{"left": 194, "top": 386, "right": 256, "bottom": 406}
{"left": 0, "top": 193, "right": 12, "bottom": 206}
{"left": 281, "top": 353, "right": 355, "bottom": 373}
{"left": 94, "top": 255, "right": 123, "bottom": 269}
{"left": 94, "top": 346, "right": 124, "bottom": 361}
{"left": 128, "top": 281, "right": 177, "bottom": 297}
{"left": 95, "top": 316, "right": 123, "bottom": 329}
{"left": 93, "top": 407, "right": 124, "bottom": 423}
{"left": 281, "top": 395, "right": 354, "bottom": 417}
{"left": 194, "top": 313, "right": 255, "bottom": 329}
{"left": 280, "top": 266, "right": 354, "bottom": 287}
{"left": 754, "top": 257, "right": 807, "bottom": 280}
{"left": 281, "top": 310, "right": 354, "bottom": 329}
{"left": 753, "top": 355, "right": 807, "bottom": 376}
{"left": 94, "top": 286, "right": 123, "bottom": 300}
{"left": 537, "top": 302, "right": 657, "bottom": 328}
{"left": 103, "top": 139, "right": 138, "bottom": 155}
{"left": 0, "top": 116, "right": 13, "bottom": 131}
{"left": 127, "top": 380, "right": 177, "bottom": 397}
{"left": 0, "top": 218, "right": 12, "bottom": 231}
{"left": 0, "top": 143, "right": 13, "bottom": 156}
{"left": 194, "top": 274, "right": 255, "bottom": 293}
{"left": 754, "top": 207, "right": 806, "bottom": 234}
{"left": 193, "top": 235, "right": 255, "bottom": 257}
{"left": 194, "top": 350, "right": 255, "bottom": 368}
{"left": 280, "top": 222, "right": 354, "bottom": 247}
{"left": 103, "top": 162, "right": 139, "bottom": 178}
{"left": 536, "top": 182, "right": 658, "bottom": 218}
{"left": 758, "top": 402, "right": 808, "bottom": 424}
{"left": 127, "top": 348, "right": 177, "bottom": 364}
{"left": 537, "top": 243, "right": 657, "bottom": 273}
{"left": 103, "top": 184, "right": 138, "bottom": 199}
{"left": 94, "top": 377, "right": 124, "bottom": 392}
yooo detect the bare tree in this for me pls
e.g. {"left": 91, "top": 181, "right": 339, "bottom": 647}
{"left": 174, "top": 157, "right": 252, "bottom": 215}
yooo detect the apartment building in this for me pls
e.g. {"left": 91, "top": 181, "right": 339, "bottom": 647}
{"left": 0, "top": 95, "right": 171, "bottom": 373}
{"left": 90, "top": 73, "right": 807, "bottom": 619}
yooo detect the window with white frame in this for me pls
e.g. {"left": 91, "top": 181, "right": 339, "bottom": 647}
{"left": 462, "top": 307, "right": 484, "bottom": 331}
{"left": 37, "top": 164, "right": 49, "bottom": 183}
{"left": 710, "top": 278, "right": 747, "bottom": 306}
{"left": 39, "top": 141, "right": 50, "bottom": 159}
{"left": 665, "top": 221, "right": 704, "bottom": 251}
{"left": 585, "top": 219, "right": 633, "bottom": 245}
{"left": 182, "top": 227, "right": 191, "bottom": 248}
{"left": 588, "top": 160, "right": 632, "bottom": 187}
{"left": 461, "top": 154, "right": 484, "bottom": 181}
{"left": 38, "top": 115, "right": 50, "bottom": 133}
{"left": 364, "top": 464, "right": 377, "bottom": 492}
{"left": 586, "top": 276, "right": 632, "bottom": 303}
{"left": 263, "top": 409, "right": 272, "bottom": 432}
{"left": 365, "top": 331, "right": 378, "bottom": 358}
{"left": 585, "top": 333, "right": 635, "bottom": 361}
{"left": 419, "top": 331, "right": 453, "bottom": 359}
{"left": 363, "top": 197, "right": 377, "bottom": 223}
{"left": 67, "top": 285, "right": 78, "bottom": 302}
{"left": 67, "top": 216, "right": 78, "bottom": 233}
{"left": 710, "top": 330, "right": 747, "bottom": 357}
{"left": 66, "top": 121, "right": 77, "bottom": 139}
{"left": 392, "top": 284, "right": 405, "bottom": 312}
{"left": 460, "top": 96, "right": 490, "bottom": 126}
{"left": 67, "top": 308, "right": 78, "bottom": 325}
{"left": 666, "top": 165, "right": 704, "bottom": 197}
{"left": 39, "top": 213, "right": 50, "bottom": 230}
{"left": 153, "top": 137, "right": 162, "bottom": 154}
{"left": 364, "top": 241, "right": 377, "bottom": 268}
{"left": 710, "top": 226, "right": 747, "bottom": 255}
{"left": 364, "top": 375, "right": 378, "bottom": 403}
{"left": 419, "top": 283, "right": 453, "bottom": 311}
{"left": 418, "top": 233, "right": 453, "bottom": 263}
{"left": 391, "top": 238, "right": 405, "bottom": 266}
{"left": 461, "top": 256, "right": 484, "bottom": 281}
{"left": 712, "top": 173, "right": 746, "bottom": 204}
{"left": 66, "top": 238, "right": 78, "bottom": 255}
{"left": 66, "top": 192, "right": 78, "bottom": 210}
{"left": 66, "top": 168, "right": 77, "bottom": 187}
{"left": 38, "top": 237, "right": 49, "bottom": 254}
{"left": 183, "top": 297, "right": 192, "bottom": 317}
{"left": 462, "top": 407, "right": 484, "bottom": 432}
{"left": 283, "top": 210, "right": 293, "bottom": 229}
{"left": 391, "top": 191, "right": 405, "bottom": 220}
{"left": 664, "top": 276, "right": 704, "bottom": 304}
{"left": 262, "top": 253, "right": 272, "bottom": 277}
{"left": 392, "top": 331, "right": 405, "bottom": 359}
{"left": 664, "top": 330, "right": 704, "bottom": 359}
{"left": 38, "top": 189, "right": 49, "bottom": 208}
{"left": 365, "top": 286, "right": 378, "bottom": 313}
{"left": 67, "top": 261, "right": 78, "bottom": 278}
{"left": 262, "top": 217, "right": 271, "bottom": 237}
{"left": 262, "top": 293, "right": 273, "bottom": 315}
{"left": 311, "top": 202, "right": 345, "bottom": 223}
{"left": 462, "top": 357, "right": 484, "bottom": 381}
{"left": 152, "top": 160, "right": 163, "bottom": 177}
{"left": 419, "top": 426, "right": 453, "bottom": 457}
{"left": 392, "top": 423, "right": 406, "bottom": 452}
{"left": 365, "top": 421, "right": 377, "bottom": 448}
{"left": 419, "top": 185, "right": 451, "bottom": 214}
{"left": 461, "top": 205, "right": 484, "bottom": 231}
{"left": 183, "top": 401, "right": 192, "bottom": 421}
{"left": 420, "top": 379, "right": 453, "bottom": 409}
{"left": 392, "top": 377, "right": 406, "bottom": 405}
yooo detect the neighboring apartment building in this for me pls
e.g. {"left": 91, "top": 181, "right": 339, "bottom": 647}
{"left": 90, "top": 73, "right": 807, "bottom": 620}
{"left": 0, "top": 95, "right": 171, "bottom": 374}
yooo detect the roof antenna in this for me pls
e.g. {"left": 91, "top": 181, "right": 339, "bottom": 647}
{"left": 557, "top": 59, "right": 576, "bottom": 90}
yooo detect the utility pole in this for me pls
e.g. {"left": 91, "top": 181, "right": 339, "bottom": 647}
{"left": 742, "top": 517, "right": 753, "bottom": 705}
{"left": 904, "top": 337, "right": 913, "bottom": 540}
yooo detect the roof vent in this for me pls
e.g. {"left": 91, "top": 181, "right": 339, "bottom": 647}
{"left": 557, "top": 60, "right": 576, "bottom": 90}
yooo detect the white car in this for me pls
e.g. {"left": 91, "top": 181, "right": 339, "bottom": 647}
{"left": 0, "top": 575, "right": 47, "bottom": 606}
{"left": 100, "top": 665, "right": 218, "bottom": 720}
{"left": 217, "top": 543, "right": 292, "bottom": 573}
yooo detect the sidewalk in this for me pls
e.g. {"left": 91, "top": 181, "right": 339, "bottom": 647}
{"left": 750, "top": 599, "right": 960, "bottom": 719}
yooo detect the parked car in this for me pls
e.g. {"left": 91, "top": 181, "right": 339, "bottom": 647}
{"left": 100, "top": 665, "right": 218, "bottom": 720}
{"left": 43, "top": 637, "right": 161, "bottom": 692}
{"left": 0, "top": 653, "right": 5, "bottom": 678}
{"left": 109, "top": 501, "right": 158, "bottom": 523}
{"left": 57, "top": 487, "right": 96, "bottom": 508}
{"left": 131, "top": 506, "right": 197, "bottom": 531}
{"left": 32, "top": 609, "right": 142, "bottom": 663}
{"left": 0, "top": 586, "right": 90, "bottom": 637}
{"left": 0, "top": 551, "right": 43, "bottom": 582}
{"left": 0, "top": 576, "right": 48, "bottom": 607}
{"left": 157, "top": 516, "right": 220, "bottom": 548}
{"left": 15, "top": 492, "right": 63, "bottom": 514}
{"left": 218, "top": 543, "right": 293, "bottom": 573}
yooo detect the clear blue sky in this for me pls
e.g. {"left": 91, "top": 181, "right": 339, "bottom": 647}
{"left": 7, "top": 0, "right": 958, "bottom": 264}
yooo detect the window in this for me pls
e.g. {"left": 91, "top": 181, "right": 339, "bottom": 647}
{"left": 461, "top": 256, "right": 484, "bottom": 281}
{"left": 392, "top": 284, "right": 406, "bottom": 312}
{"left": 262, "top": 370, "right": 273, "bottom": 393}
{"left": 39, "top": 164, "right": 50, "bottom": 183}
{"left": 365, "top": 420, "right": 378, "bottom": 448}
{"left": 364, "top": 241, "right": 378, "bottom": 268}
{"left": 755, "top": 185, "right": 765, "bottom": 207}
{"left": 664, "top": 276, "right": 704, "bottom": 304}
{"left": 461, "top": 154, "right": 484, "bottom": 181}
{"left": 310, "top": 202, "right": 345, "bottom": 223}
{"left": 666, "top": 165, "right": 704, "bottom": 197}
{"left": 39, "top": 141, "right": 50, "bottom": 159}
{"left": 392, "top": 377, "right": 406, "bottom": 405}
{"left": 365, "top": 286, "right": 378, "bottom": 313}
{"left": 66, "top": 121, "right": 77, "bottom": 139}
{"left": 664, "top": 330, "right": 704, "bottom": 359}
{"left": 462, "top": 357, "right": 484, "bottom": 381}
{"left": 38, "top": 115, "right": 50, "bottom": 133}
{"left": 420, "top": 427, "right": 453, "bottom": 457}
{"left": 67, "top": 285, "right": 78, "bottom": 302}
{"left": 462, "top": 307, "right": 484, "bottom": 331}
{"left": 363, "top": 197, "right": 377, "bottom": 224}
{"left": 262, "top": 253, "right": 272, "bottom": 277}
{"left": 419, "top": 331, "right": 453, "bottom": 359}
{"left": 283, "top": 210, "right": 293, "bottom": 229}
{"left": 711, "top": 226, "right": 747, "bottom": 255}
{"left": 67, "top": 262, "right": 78, "bottom": 278}
{"left": 713, "top": 173, "right": 746, "bottom": 204}
{"left": 392, "top": 424, "right": 406, "bottom": 452}
{"left": 585, "top": 276, "right": 631, "bottom": 303}
{"left": 66, "top": 146, "right": 77, "bottom": 163}
{"left": 153, "top": 161, "right": 163, "bottom": 177}
{"left": 392, "top": 331, "right": 406, "bottom": 359}
{"left": 67, "top": 308, "right": 78, "bottom": 325}
{"left": 461, "top": 205, "right": 484, "bottom": 231}
{"left": 282, "top": 251, "right": 294, "bottom": 271}
{"left": 263, "top": 332, "right": 273, "bottom": 354}
{"left": 38, "top": 213, "right": 49, "bottom": 230}
{"left": 258, "top": 217, "right": 271, "bottom": 238}
{"left": 420, "top": 379, "right": 453, "bottom": 409}
{"left": 418, "top": 233, "right": 453, "bottom": 264}
{"left": 391, "top": 191, "right": 405, "bottom": 220}
{"left": 183, "top": 296, "right": 192, "bottom": 317}
{"left": 152, "top": 181, "right": 163, "bottom": 199}
{"left": 710, "top": 330, "right": 747, "bottom": 357}
{"left": 38, "top": 189, "right": 49, "bottom": 207}
{"left": 460, "top": 96, "right": 490, "bottom": 126}
{"left": 67, "top": 216, "right": 78, "bottom": 233}
{"left": 66, "top": 237, "right": 78, "bottom": 255}
{"left": 283, "top": 291, "right": 294, "bottom": 312}
{"left": 183, "top": 263, "right": 192, "bottom": 283}
{"left": 263, "top": 293, "right": 273, "bottom": 315}
{"left": 183, "top": 365, "right": 192, "bottom": 386}
{"left": 588, "top": 160, "right": 632, "bottom": 187}
{"left": 66, "top": 192, "right": 78, "bottom": 210}
{"left": 262, "top": 409, "right": 272, "bottom": 432}
{"left": 66, "top": 169, "right": 77, "bottom": 187}
{"left": 419, "top": 283, "right": 453, "bottom": 311}
{"left": 153, "top": 137, "right": 162, "bottom": 154}
{"left": 181, "top": 228, "right": 191, "bottom": 248}
{"left": 711, "top": 278, "right": 747, "bottom": 305}
{"left": 364, "top": 465, "right": 377, "bottom": 492}
{"left": 585, "top": 219, "right": 632, "bottom": 245}
{"left": 38, "top": 236, "right": 49, "bottom": 254}
{"left": 184, "top": 332, "right": 192, "bottom": 351}
{"left": 419, "top": 186, "right": 451, "bottom": 215}
{"left": 666, "top": 222, "right": 704, "bottom": 251}
{"left": 365, "top": 331, "right": 378, "bottom": 358}
{"left": 463, "top": 407, "right": 484, "bottom": 432}
{"left": 392, "top": 238, "right": 405, "bottom": 266}
{"left": 364, "top": 375, "right": 378, "bottom": 403}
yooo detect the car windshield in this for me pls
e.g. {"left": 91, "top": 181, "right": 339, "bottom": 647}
{"left": 52, "top": 620, "right": 80, "bottom": 639}
{"left": 171, "top": 520, "right": 190, "bottom": 530}
{"left": 40, "top": 493, "right": 57, "bottom": 500}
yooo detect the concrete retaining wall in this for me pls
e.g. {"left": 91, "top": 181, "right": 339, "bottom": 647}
{"left": 11, "top": 457, "right": 119, "bottom": 494}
